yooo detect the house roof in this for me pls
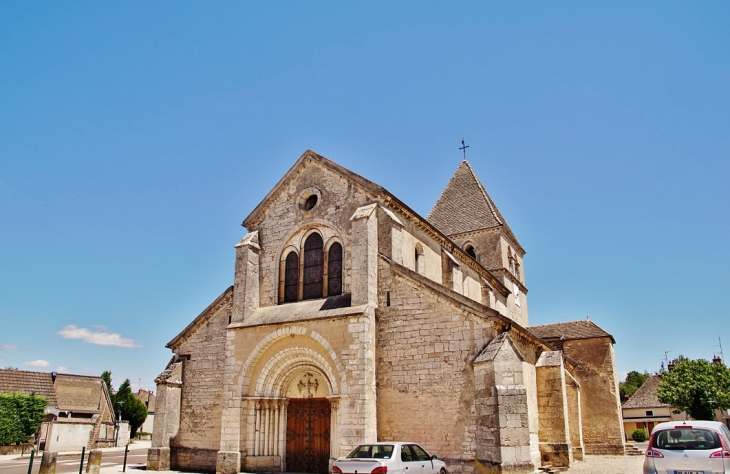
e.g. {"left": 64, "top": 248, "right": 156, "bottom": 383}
{"left": 0, "top": 369, "right": 58, "bottom": 406}
{"left": 427, "top": 160, "right": 523, "bottom": 253}
{"left": 623, "top": 375, "right": 671, "bottom": 409}
{"left": 0, "top": 370, "right": 112, "bottom": 415}
{"left": 53, "top": 374, "right": 109, "bottom": 413}
{"left": 528, "top": 320, "right": 616, "bottom": 344}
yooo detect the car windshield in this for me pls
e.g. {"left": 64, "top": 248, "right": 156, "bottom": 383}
{"left": 346, "top": 445, "right": 394, "bottom": 459}
{"left": 654, "top": 428, "right": 721, "bottom": 450}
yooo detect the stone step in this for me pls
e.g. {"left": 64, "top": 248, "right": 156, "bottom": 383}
{"left": 624, "top": 444, "right": 644, "bottom": 456}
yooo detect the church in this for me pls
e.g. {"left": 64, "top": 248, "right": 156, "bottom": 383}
{"left": 147, "top": 150, "right": 625, "bottom": 474}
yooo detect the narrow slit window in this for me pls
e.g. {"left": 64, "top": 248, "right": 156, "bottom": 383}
{"left": 284, "top": 251, "right": 299, "bottom": 303}
{"left": 327, "top": 242, "right": 343, "bottom": 296}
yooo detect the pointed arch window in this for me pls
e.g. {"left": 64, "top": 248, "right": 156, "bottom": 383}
{"left": 328, "top": 242, "right": 343, "bottom": 296}
{"left": 284, "top": 251, "right": 299, "bottom": 303}
{"left": 303, "top": 233, "right": 324, "bottom": 300}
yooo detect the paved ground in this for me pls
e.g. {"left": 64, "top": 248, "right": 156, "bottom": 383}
{"left": 560, "top": 454, "right": 644, "bottom": 474}
{"left": 2, "top": 442, "right": 646, "bottom": 474}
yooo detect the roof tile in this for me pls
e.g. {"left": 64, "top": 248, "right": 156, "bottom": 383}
{"left": 427, "top": 160, "right": 522, "bottom": 249}
{"left": 529, "top": 320, "right": 615, "bottom": 343}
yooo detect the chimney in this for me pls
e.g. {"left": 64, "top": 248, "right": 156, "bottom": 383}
{"left": 667, "top": 359, "right": 676, "bottom": 371}
{"left": 713, "top": 354, "right": 723, "bottom": 365}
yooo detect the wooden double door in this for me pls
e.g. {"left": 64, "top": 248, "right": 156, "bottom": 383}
{"left": 286, "top": 398, "right": 331, "bottom": 474}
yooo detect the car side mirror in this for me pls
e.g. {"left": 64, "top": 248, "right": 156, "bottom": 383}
{"left": 431, "top": 455, "right": 438, "bottom": 460}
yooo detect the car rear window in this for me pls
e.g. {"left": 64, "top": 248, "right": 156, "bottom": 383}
{"left": 346, "top": 445, "right": 394, "bottom": 459}
{"left": 654, "top": 428, "right": 721, "bottom": 450}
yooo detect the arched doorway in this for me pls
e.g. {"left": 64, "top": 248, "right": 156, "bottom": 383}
{"left": 240, "top": 330, "right": 344, "bottom": 474}
{"left": 284, "top": 370, "right": 331, "bottom": 474}
{"left": 286, "top": 397, "right": 331, "bottom": 474}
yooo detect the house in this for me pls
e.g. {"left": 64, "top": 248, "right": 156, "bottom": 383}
{"left": 621, "top": 375, "right": 680, "bottom": 439}
{"left": 147, "top": 151, "right": 625, "bottom": 474}
{"left": 135, "top": 388, "right": 156, "bottom": 434}
{"left": 0, "top": 369, "right": 116, "bottom": 451}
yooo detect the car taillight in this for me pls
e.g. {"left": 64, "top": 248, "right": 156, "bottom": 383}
{"left": 646, "top": 449, "right": 664, "bottom": 458}
{"left": 710, "top": 450, "right": 730, "bottom": 458}
{"left": 333, "top": 467, "right": 343, "bottom": 473}
{"left": 372, "top": 466, "right": 387, "bottom": 474}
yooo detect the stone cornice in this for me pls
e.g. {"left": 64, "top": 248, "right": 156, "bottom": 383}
{"left": 490, "top": 268, "right": 529, "bottom": 294}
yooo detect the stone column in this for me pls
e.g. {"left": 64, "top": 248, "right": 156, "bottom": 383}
{"left": 350, "top": 204, "right": 378, "bottom": 306}
{"left": 565, "top": 371, "right": 584, "bottom": 461}
{"left": 86, "top": 450, "right": 102, "bottom": 474}
{"left": 216, "top": 231, "right": 261, "bottom": 473}
{"left": 217, "top": 335, "right": 244, "bottom": 474}
{"left": 231, "top": 230, "right": 260, "bottom": 324}
{"left": 38, "top": 451, "right": 57, "bottom": 474}
{"left": 147, "top": 362, "right": 183, "bottom": 471}
{"left": 535, "top": 351, "right": 572, "bottom": 468}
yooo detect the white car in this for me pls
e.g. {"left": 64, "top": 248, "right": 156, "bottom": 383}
{"left": 644, "top": 420, "right": 730, "bottom": 474}
{"left": 333, "top": 442, "right": 447, "bottom": 474}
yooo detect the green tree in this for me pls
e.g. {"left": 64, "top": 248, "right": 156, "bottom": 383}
{"left": 620, "top": 370, "right": 651, "bottom": 402}
{"left": 101, "top": 370, "right": 114, "bottom": 400}
{"left": 656, "top": 356, "right": 730, "bottom": 420}
{"left": 115, "top": 379, "right": 147, "bottom": 438}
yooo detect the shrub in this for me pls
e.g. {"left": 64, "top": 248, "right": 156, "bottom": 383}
{"left": 0, "top": 392, "right": 47, "bottom": 445}
{"left": 632, "top": 429, "right": 647, "bottom": 442}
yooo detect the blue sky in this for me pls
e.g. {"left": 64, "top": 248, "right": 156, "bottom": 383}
{"left": 1, "top": 2, "right": 728, "bottom": 391}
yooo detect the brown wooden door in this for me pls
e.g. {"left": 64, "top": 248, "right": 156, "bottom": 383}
{"left": 286, "top": 398, "right": 331, "bottom": 474}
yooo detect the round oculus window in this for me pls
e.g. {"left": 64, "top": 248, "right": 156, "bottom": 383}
{"left": 304, "top": 194, "right": 318, "bottom": 211}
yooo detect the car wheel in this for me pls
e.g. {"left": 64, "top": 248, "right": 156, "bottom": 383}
{"left": 440, "top": 468, "right": 447, "bottom": 474}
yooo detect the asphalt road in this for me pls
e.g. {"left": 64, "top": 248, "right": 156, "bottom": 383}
{"left": 1, "top": 447, "right": 148, "bottom": 474}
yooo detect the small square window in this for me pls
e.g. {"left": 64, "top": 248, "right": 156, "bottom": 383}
{"left": 646, "top": 410, "right": 653, "bottom": 416}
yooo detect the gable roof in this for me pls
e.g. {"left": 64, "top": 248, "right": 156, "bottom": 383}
{"left": 529, "top": 320, "right": 616, "bottom": 344}
{"left": 0, "top": 369, "right": 57, "bottom": 406}
{"left": 238, "top": 150, "right": 511, "bottom": 297}
{"left": 53, "top": 374, "right": 110, "bottom": 413}
{"left": 242, "top": 150, "right": 385, "bottom": 229}
{"left": 0, "top": 370, "right": 113, "bottom": 415}
{"left": 427, "top": 160, "right": 523, "bottom": 252}
{"left": 623, "top": 375, "right": 670, "bottom": 409}
{"left": 167, "top": 286, "right": 233, "bottom": 350}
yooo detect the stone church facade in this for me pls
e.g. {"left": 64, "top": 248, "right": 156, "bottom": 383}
{"left": 147, "top": 150, "right": 625, "bottom": 474}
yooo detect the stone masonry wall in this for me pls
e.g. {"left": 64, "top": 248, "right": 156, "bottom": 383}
{"left": 251, "top": 161, "right": 377, "bottom": 308}
{"left": 223, "top": 311, "right": 377, "bottom": 462}
{"left": 562, "top": 338, "right": 625, "bottom": 455}
{"left": 170, "top": 299, "right": 232, "bottom": 468}
{"left": 376, "top": 260, "right": 498, "bottom": 473}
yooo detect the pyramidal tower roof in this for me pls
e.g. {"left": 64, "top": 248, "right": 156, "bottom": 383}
{"left": 427, "top": 160, "right": 523, "bottom": 251}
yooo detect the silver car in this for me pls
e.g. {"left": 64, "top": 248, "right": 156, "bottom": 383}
{"left": 644, "top": 420, "right": 730, "bottom": 474}
{"left": 333, "top": 442, "right": 447, "bottom": 474}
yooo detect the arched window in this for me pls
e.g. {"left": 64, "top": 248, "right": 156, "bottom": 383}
{"left": 328, "top": 242, "right": 343, "bottom": 296}
{"left": 284, "top": 251, "right": 299, "bottom": 303}
{"left": 303, "top": 233, "right": 324, "bottom": 300}
{"left": 415, "top": 243, "right": 424, "bottom": 275}
{"left": 465, "top": 245, "right": 476, "bottom": 260}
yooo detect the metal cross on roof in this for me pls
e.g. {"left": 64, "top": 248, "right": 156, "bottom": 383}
{"left": 459, "top": 139, "right": 470, "bottom": 160}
